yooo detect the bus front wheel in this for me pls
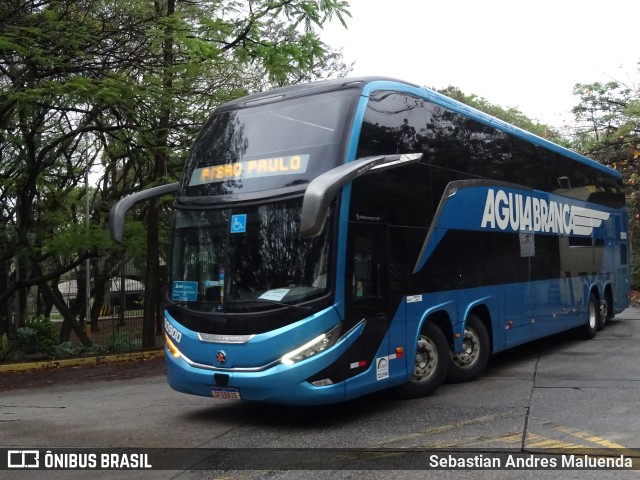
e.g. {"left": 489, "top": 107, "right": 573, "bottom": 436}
{"left": 447, "top": 314, "right": 490, "bottom": 383}
{"left": 396, "top": 322, "right": 449, "bottom": 398}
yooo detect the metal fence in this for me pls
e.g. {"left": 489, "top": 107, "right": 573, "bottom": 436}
{"left": 1, "top": 257, "right": 164, "bottom": 363}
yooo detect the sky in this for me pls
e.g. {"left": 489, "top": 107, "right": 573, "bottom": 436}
{"left": 321, "top": 0, "right": 640, "bottom": 129}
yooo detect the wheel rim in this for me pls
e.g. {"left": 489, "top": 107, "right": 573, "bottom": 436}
{"left": 412, "top": 335, "right": 438, "bottom": 382}
{"left": 588, "top": 300, "right": 597, "bottom": 329}
{"left": 600, "top": 301, "right": 608, "bottom": 321}
{"left": 451, "top": 327, "right": 480, "bottom": 369}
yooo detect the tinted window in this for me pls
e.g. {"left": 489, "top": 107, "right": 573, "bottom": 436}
{"left": 357, "top": 90, "right": 624, "bottom": 209}
{"left": 356, "top": 91, "right": 428, "bottom": 157}
{"left": 412, "top": 230, "right": 563, "bottom": 293}
{"left": 183, "top": 90, "right": 357, "bottom": 197}
{"left": 171, "top": 198, "right": 333, "bottom": 311}
{"left": 354, "top": 91, "right": 434, "bottom": 227}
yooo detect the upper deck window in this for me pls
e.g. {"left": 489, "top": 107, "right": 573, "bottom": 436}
{"left": 357, "top": 90, "right": 625, "bottom": 209}
{"left": 183, "top": 89, "right": 357, "bottom": 197}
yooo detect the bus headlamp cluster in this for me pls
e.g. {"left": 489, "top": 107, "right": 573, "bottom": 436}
{"left": 164, "top": 333, "right": 182, "bottom": 359}
{"left": 281, "top": 323, "right": 342, "bottom": 365}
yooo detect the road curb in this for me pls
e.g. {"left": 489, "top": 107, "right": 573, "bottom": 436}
{"left": 0, "top": 350, "right": 165, "bottom": 373}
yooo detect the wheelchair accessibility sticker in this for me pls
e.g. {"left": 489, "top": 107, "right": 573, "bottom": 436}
{"left": 230, "top": 214, "right": 247, "bottom": 234}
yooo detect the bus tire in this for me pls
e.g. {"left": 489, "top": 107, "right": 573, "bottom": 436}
{"left": 395, "top": 322, "right": 449, "bottom": 398}
{"left": 606, "top": 289, "right": 614, "bottom": 320}
{"left": 597, "top": 298, "right": 607, "bottom": 331}
{"left": 599, "top": 288, "right": 613, "bottom": 328}
{"left": 582, "top": 293, "right": 599, "bottom": 340}
{"left": 447, "top": 314, "right": 490, "bottom": 383}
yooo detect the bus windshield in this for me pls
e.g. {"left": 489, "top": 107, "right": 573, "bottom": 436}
{"left": 170, "top": 198, "right": 332, "bottom": 313}
{"left": 183, "top": 89, "right": 356, "bottom": 197}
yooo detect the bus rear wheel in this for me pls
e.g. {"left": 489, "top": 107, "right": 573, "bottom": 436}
{"left": 395, "top": 322, "right": 449, "bottom": 398}
{"left": 447, "top": 314, "right": 490, "bottom": 383}
{"left": 582, "top": 293, "right": 599, "bottom": 340}
{"left": 598, "top": 289, "right": 613, "bottom": 330}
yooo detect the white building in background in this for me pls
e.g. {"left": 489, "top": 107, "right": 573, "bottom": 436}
{"left": 55, "top": 277, "right": 145, "bottom": 317}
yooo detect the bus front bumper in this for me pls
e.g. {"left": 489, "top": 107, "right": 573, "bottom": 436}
{"left": 165, "top": 320, "right": 365, "bottom": 406}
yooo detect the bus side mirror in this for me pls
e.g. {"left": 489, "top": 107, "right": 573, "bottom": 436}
{"left": 299, "top": 153, "right": 422, "bottom": 238}
{"left": 109, "top": 182, "right": 180, "bottom": 243}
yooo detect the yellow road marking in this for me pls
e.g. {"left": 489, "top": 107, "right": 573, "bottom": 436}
{"left": 425, "top": 432, "right": 523, "bottom": 449}
{"left": 553, "top": 425, "right": 629, "bottom": 450}
{"left": 374, "top": 412, "right": 517, "bottom": 447}
{"left": 526, "top": 433, "right": 586, "bottom": 450}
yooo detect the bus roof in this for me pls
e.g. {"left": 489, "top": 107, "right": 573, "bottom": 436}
{"left": 214, "top": 76, "right": 382, "bottom": 112}
{"left": 215, "top": 77, "right": 620, "bottom": 180}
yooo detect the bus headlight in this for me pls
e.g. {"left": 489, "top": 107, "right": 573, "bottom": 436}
{"left": 281, "top": 323, "right": 342, "bottom": 365}
{"left": 165, "top": 333, "right": 182, "bottom": 359}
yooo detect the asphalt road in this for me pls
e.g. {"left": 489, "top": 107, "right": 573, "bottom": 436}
{"left": 2, "top": 307, "right": 640, "bottom": 479}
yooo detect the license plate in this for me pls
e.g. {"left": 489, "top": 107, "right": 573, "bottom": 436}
{"left": 211, "top": 387, "right": 241, "bottom": 400}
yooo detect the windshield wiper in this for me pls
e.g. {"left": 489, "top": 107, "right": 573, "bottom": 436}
{"left": 169, "top": 300, "right": 219, "bottom": 313}
{"left": 225, "top": 299, "right": 311, "bottom": 311}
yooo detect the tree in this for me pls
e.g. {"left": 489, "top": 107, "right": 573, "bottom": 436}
{"left": 0, "top": 0, "right": 352, "bottom": 349}
{"left": 0, "top": 0, "right": 116, "bottom": 344}
{"left": 570, "top": 81, "right": 639, "bottom": 173}
{"left": 568, "top": 77, "right": 640, "bottom": 287}
{"left": 100, "top": 0, "right": 352, "bottom": 347}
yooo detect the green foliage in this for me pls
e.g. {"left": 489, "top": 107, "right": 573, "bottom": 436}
{"left": 108, "top": 329, "right": 142, "bottom": 353}
{"left": 13, "top": 317, "right": 58, "bottom": 359}
{"left": 1, "top": 0, "right": 351, "bottom": 337}
{"left": 568, "top": 77, "right": 640, "bottom": 287}
{"left": 79, "top": 343, "right": 107, "bottom": 357}
{"left": 54, "top": 341, "right": 77, "bottom": 359}
{"left": 570, "top": 81, "right": 636, "bottom": 161}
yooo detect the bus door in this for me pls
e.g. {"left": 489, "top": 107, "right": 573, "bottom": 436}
{"left": 344, "top": 222, "right": 393, "bottom": 384}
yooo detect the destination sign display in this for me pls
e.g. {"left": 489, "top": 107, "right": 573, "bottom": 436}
{"left": 189, "top": 154, "right": 310, "bottom": 186}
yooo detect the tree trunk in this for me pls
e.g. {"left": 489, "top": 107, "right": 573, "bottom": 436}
{"left": 0, "top": 255, "right": 9, "bottom": 335}
{"left": 28, "top": 259, "right": 91, "bottom": 346}
{"left": 143, "top": 198, "right": 160, "bottom": 348}
{"left": 37, "top": 282, "right": 55, "bottom": 318}
{"left": 76, "top": 264, "right": 87, "bottom": 327}
{"left": 14, "top": 257, "right": 28, "bottom": 328}
{"left": 91, "top": 260, "right": 108, "bottom": 332}
{"left": 142, "top": 0, "right": 175, "bottom": 349}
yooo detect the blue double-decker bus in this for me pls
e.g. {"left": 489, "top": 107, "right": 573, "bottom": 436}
{"left": 110, "top": 77, "right": 629, "bottom": 405}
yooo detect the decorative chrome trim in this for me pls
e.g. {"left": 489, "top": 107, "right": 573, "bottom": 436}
{"left": 179, "top": 319, "right": 366, "bottom": 373}
{"left": 198, "top": 333, "right": 255, "bottom": 344}
{"left": 179, "top": 351, "right": 280, "bottom": 373}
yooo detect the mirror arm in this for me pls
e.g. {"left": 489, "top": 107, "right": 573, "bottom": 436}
{"left": 109, "top": 182, "right": 180, "bottom": 243}
{"left": 300, "top": 153, "right": 423, "bottom": 238}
